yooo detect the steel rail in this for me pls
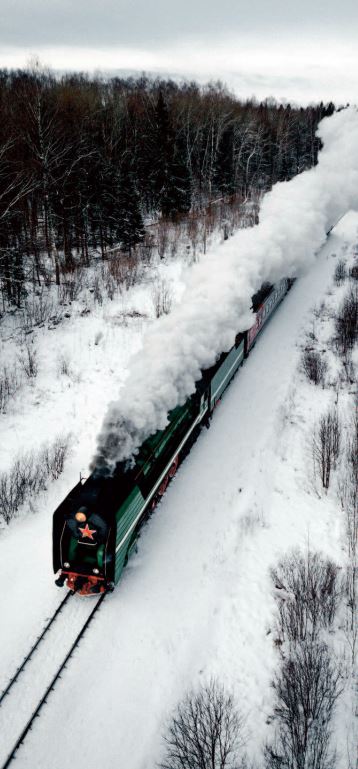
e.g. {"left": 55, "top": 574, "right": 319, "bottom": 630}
{"left": 0, "top": 591, "right": 72, "bottom": 707}
{"left": 0, "top": 592, "right": 106, "bottom": 769}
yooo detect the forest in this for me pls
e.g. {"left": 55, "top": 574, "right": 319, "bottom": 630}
{"left": 0, "top": 68, "right": 335, "bottom": 307}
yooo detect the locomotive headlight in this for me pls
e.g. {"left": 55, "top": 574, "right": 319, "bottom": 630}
{"left": 64, "top": 562, "right": 70, "bottom": 568}
{"left": 93, "top": 568, "right": 99, "bottom": 575}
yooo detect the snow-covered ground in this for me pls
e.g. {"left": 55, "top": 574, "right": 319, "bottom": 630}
{"left": 0, "top": 212, "right": 356, "bottom": 768}
{"left": 0, "top": 257, "right": 185, "bottom": 478}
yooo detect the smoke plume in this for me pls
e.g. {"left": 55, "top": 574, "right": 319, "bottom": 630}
{"left": 93, "top": 107, "right": 358, "bottom": 470}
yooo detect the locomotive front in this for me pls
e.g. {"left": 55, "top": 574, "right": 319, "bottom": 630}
{"left": 53, "top": 478, "right": 115, "bottom": 595}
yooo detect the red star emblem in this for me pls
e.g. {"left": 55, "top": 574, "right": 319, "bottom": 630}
{"left": 78, "top": 523, "right": 96, "bottom": 540}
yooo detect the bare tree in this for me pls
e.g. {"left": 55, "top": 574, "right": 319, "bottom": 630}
{"left": 187, "top": 216, "right": 200, "bottom": 260}
{"left": 268, "top": 548, "right": 344, "bottom": 769}
{"left": 159, "top": 680, "right": 247, "bottom": 769}
{"left": 107, "top": 253, "right": 139, "bottom": 290}
{"left": 266, "top": 643, "right": 343, "bottom": 769}
{"left": 0, "top": 452, "right": 45, "bottom": 524}
{"left": 339, "top": 465, "right": 358, "bottom": 562}
{"left": 18, "top": 341, "right": 38, "bottom": 379}
{"left": 22, "top": 288, "right": 58, "bottom": 329}
{"left": 57, "top": 353, "right": 71, "bottom": 377}
{"left": 42, "top": 435, "right": 70, "bottom": 480}
{"left": 0, "top": 137, "right": 36, "bottom": 225}
{"left": 0, "top": 434, "right": 70, "bottom": 525}
{"left": 334, "top": 259, "right": 346, "bottom": 285}
{"left": 300, "top": 350, "right": 327, "bottom": 386}
{"left": 271, "top": 550, "right": 340, "bottom": 644}
{"left": 344, "top": 561, "right": 358, "bottom": 668}
{"left": 349, "top": 262, "right": 358, "bottom": 281}
{"left": 346, "top": 405, "right": 358, "bottom": 483}
{"left": 58, "top": 268, "right": 83, "bottom": 304}
{"left": 152, "top": 278, "right": 173, "bottom": 318}
{"left": 91, "top": 275, "right": 103, "bottom": 306}
{"left": 101, "top": 263, "right": 116, "bottom": 300}
{"left": 157, "top": 219, "right": 170, "bottom": 259}
{"left": 334, "top": 287, "right": 358, "bottom": 355}
{"left": 312, "top": 408, "right": 341, "bottom": 491}
{"left": 0, "top": 364, "right": 21, "bottom": 412}
{"left": 338, "top": 408, "right": 358, "bottom": 666}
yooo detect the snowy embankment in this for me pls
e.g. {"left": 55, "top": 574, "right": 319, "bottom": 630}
{"left": 0, "top": 215, "right": 355, "bottom": 769}
{"left": 0, "top": 258, "right": 183, "bottom": 479}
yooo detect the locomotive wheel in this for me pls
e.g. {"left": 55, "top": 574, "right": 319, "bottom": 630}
{"left": 168, "top": 455, "right": 179, "bottom": 478}
{"left": 158, "top": 456, "right": 179, "bottom": 496}
{"left": 148, "top": 456, "right": 180, "bottom": 512}
{"left": 158, "top": 476, "right": 169, "bottom": 496}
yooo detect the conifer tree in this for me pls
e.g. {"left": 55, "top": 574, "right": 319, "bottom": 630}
{"left": 154, "top": 91, "right": 191, "bottom": 218}
{"left": 117, "top": 159, "right": 144, "bottom": 252}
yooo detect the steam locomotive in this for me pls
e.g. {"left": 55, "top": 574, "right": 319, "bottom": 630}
{"left": 53, "top": 278, "right": 291, "bottom": 595}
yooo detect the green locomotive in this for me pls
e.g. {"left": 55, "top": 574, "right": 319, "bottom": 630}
{"left": 53, "top": 278, "right": 290, "bottom": 594}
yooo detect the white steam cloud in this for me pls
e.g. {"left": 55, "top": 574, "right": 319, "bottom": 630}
{"left": 93, "top": 107, "right": 358, "bottom": 470}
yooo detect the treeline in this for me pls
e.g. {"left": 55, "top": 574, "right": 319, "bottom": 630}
{"left": 0, "top": 67, "right": 335, "bottom": 306}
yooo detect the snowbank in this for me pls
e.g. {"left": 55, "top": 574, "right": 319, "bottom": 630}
{"left": 93, "top": 107, "right": 358, "bottom": 469}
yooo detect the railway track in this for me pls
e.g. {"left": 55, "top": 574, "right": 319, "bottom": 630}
{"left": 0, "top": 592, "right": 72, "bottom": 708}
{"left": 0, "top": 592, "right": 106, "bottom": 769}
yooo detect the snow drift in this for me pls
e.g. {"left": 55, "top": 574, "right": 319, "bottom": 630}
{"left": 93, "top": 107, "right": 358, "bottom": 470}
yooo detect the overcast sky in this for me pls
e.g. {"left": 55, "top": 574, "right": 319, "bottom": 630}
{"left": 1, "top": 0, "right": 357, "bottom": 105}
